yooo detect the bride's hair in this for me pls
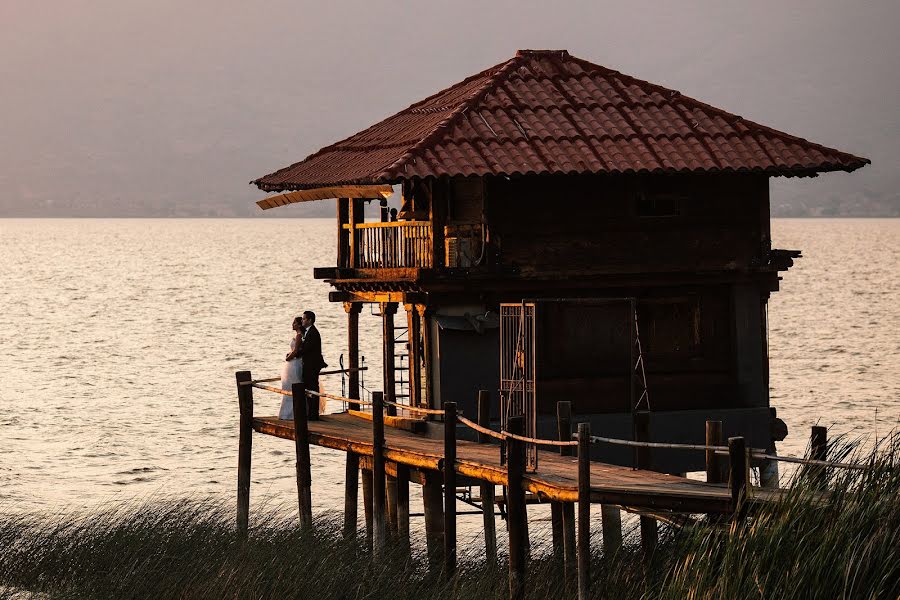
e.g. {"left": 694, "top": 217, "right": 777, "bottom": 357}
{"left": 292, "top": 316, "right": 303, "bottom": 328}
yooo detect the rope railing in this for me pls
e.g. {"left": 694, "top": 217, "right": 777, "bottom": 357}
{"left": 245, "top": 379, "right": 868, "bottom": 472}
{"left": 239, "top": 367, "right": 368, "bottom": 387}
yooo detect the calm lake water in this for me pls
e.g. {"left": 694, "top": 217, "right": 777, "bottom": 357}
{"left": 1, "top": 219, "right": 898, "bottom": 541}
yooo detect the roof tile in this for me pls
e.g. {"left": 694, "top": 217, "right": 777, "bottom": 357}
{"left": 254, "top": 49, "right": 870, "bottom": 191}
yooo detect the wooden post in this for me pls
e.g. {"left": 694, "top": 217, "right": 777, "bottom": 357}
{"left": 477, "top": 390, "right": 497, "bottom": 564}
{"left": 337, "top": 197, "right": 350, "bottom": 268}
{"left": 551, "top": 401, "right": 569, "bottom": 568}
{"left": 396, "top": 463, "right": 410, "bottom": 552}
{"left": 577, "top": 422, "right": 591, "bottom": 600}
{"left": 362, "top": 468, "right": 373, "bottom": 552}
{"left": 706, "top": 420, "right": 724, "bottom": 483}
{"left": 290, "top": 383, "right": 313, "bottom": 531}
{"left": 386, "top": 471, "right": 399, "bottom": 536}
{"left": 443, "top": 401, "right": 457, "bottom": 579}
{"left": 422, "top": 471, "right": 444, "bottom": 571}
{"left": 407, "top": 305, "right": 423, "bottom": 408}
{"left": 372, "top": 392, "right": 387, "bottom": 556}
{"left": 728, "top": 436, "right": 748, "bottom": 522}
{"left": 506, "top": 415, "right": 527, "bottom": 600}
{"left": 344, "top": 302, "right": 362, "bottom": 411}
{"left": 236, "top": 371, "right": 253, "bottom": 537}
{"left": 810, "top": 425, "right": 828, "bottom": 488}
{"left": 557, "top": 402, "right": 577, "bottom": 574}
{"left": 634, "top": 410, "right": 657, "bottom": 558}
{"left": 600, "top": 505, "right": 622, "bottom": 556}
{"left": 349, "top": 198, "right": 364, "bottom": 269}
{"left": 418, "top": 305, "right": 433, "bottom": 410}
{"left": 343, "top": 452, "right": 359, "bottom": 539}
{"left": 381, "top": 303, "right": 397, "bottom": 412}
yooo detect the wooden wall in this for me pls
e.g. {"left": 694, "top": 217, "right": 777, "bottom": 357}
{"left": 482, "top": 172, "right": 769, "bottom": 277}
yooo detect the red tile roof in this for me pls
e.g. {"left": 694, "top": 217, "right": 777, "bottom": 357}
{"left": 253, "top": 49, "right": 869, "bottom": 192}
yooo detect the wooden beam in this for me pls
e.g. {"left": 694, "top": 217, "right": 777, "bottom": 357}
{"left": 507, "top": 415, "right": 527, "bottom": 600}
{"left": 372, "top": 392, "right": 387, "bottom": 556}
{"left": 381, "top": 303, "right": 398, "bottom": 412}
{"left": 422, "top": 470, "right": 444, "bottom": 572}
{"left": 362, "top": 468, "right": 373, "bottom": 552}
{"left": 235, "top": 371, "right": 253, "bottom": 537}
{"left": 343, "top": 452, "right": 359, "bottom": 539}
{"left": 577, "top": 422, "right": 591, "bottom": 600}
{"left": 396, "top": 462, "right": 410, "bottom": 553}
{"left": 291, "top": 383, "right": 312, "bottom": 531}
{"left": 557, "top": 401, "right": 575, "bottom": 583}
{"left": 418, "top": 305, "right": 434, "bottom": 409}
{"left": 337, "top": 198, "right": 350, "bottom": 268}
{"left": 407, "top": 305, "right": 423, "bottom": 407}
{"left": 477, "top": 390, "right": 497, "bottom": 564}
{"left": 729, "top": 436, "right": 748, "bottom": 522}
{"left": 443, "top": 401, "right": 457, "bottom": 579}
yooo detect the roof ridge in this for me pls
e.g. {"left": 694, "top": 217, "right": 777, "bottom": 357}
{"left": 379, "top": 55, "right": 525, "bottom": 179}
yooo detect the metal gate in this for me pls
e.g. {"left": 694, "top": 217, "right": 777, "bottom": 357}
{"left": 500, "top": 302, "right": 537, "bottom": 471}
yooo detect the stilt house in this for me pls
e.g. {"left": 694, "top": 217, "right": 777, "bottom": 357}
{"left": 253, "top": 50, "right": 868, "bottom": 473}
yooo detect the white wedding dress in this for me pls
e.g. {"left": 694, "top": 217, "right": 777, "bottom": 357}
{"left": 279, "top": 337, "right": 303, "bottom": 420}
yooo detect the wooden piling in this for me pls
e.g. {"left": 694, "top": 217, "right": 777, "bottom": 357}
{"left": 344, "top": 302, "right": 362, "bottom": 411}
{"left": 577, "top": 422, "right": 591, "bottom": 600}
{"left": 343, "top": 452, "right": 359, "bottom": 539}
{"left": 811, "top": 425, "right": 828, "bottom": 487}
{"left": 634, "top": 410, "right": 657, "bottom": 558}
{"left": 386, "top": 473, "right": 399, "bottom": 535}
{"left": 381, "top": 303, "right": 397, "bottom": 411}
{"left": 728, "top": 436, "right": 748, "bottom": 522}
{"left": 236, "top": 371, "right": 253, "bottom": 537}
{"left": 362, "top": 468, "right": 373, "bottom": 552}
{"left": 422, "top": 470, "right": 445, "bottom": 571}
{"left": 506, "top": 415, "right": 527, "bottom": 600}
{"left": 553, "top": 401, "right": 571, "bottom": 571}
{"left": 600, "top": 505, "right": 622, "bottom": 555}
{"left": 443, "top": 401, "right": 457, "bottom": 579}
{"left": 290, "top": 382, "right": 313, "bottom": 531}
{"left": 396, "top": 463, "right": 410, "bottom": 552}
{"left": 372, "top": 391, "right": 387, "bottom": 556}
{"left": 477, "top": 390, "right": 497, "bottom": 564}
{"left": 705, "top": 420, "right": 724, "bottom": 484}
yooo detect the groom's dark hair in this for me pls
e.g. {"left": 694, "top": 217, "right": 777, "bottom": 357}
{"left": 303, "top": 310, "right": 316, "bottom": 323}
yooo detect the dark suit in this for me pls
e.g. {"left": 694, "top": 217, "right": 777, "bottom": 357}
{"left": 300, "top": 325, "right": 327, "bottom": 419}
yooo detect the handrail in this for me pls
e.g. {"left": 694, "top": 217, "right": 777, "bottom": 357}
{"left": 243, "top": 380, "right": 869, "bottom": 471}
{"left": 239, "top": 368, "right": 367, "bottom": 386}
{"left": 343, "top": 220, "right": 430, "bottom": 230}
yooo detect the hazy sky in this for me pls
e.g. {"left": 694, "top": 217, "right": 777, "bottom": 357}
{"left": 1, "top": 0, "right": 898, "bottom": 216}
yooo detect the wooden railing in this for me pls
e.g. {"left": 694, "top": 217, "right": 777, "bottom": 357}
{"left": 346, "top": 221, "right": 433, "bottom": 269}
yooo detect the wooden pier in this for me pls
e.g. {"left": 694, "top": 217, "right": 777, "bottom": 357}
{"left": 229, "top": 371, "right": 852, "bottom": 600}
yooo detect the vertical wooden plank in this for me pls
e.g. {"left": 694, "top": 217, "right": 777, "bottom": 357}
{"left": 600, "top": 505, "right": 622, "bottom": 556}
{"left": 577, "top": 422, "right": 591, "bottom": 600}
{"left": 557, "top": 401, "right": 576, "bottom": 579}
{"left": 372, "top": 391, "right": 387, "bottom": 556}
{"left": 423, "top": 470, "right": 445, "bottom": 571}
{"left": 362, "top": 468, "right": 373, "bottom": 552}
{"left": 235, "top": 371, "right": 253, "bottom": 537}
{"left": 290, "top": 382, "right": 312, "bottom": 531}
{"left": 634, "top": 410, "right": 657, "bottom": 558}
{"left": 407, "top": 305, "right": 422, "bottom": 408}
{"left": 418, "top": 306, "right": 434, "bottom": 409}
{"left": 343, "top": 452, "right": 359, "bottom": 539}
{"left": 506, "top": 415, "right": 527, "bottom": 600}
{"left": 810, "top": 425, "right": 828, "bottom": 488}
{"left": 477, "top": 390, "right": 497, "bottom": 564}
{"left": 349, "top": 198, "right": 364, "bottom": 269}
{"left": 706, "top": 420, "right": 724, "bottom": 483}
{"left": 344, "top": 302, "right": 362, "bottom": 411}
{"left": 396, "top": 463, "right": 410, "bottom": 553}
{"left": 386, "top": 472, "right": 398, "bottom": 535}
{"left": 337, "top": 198, "right": 349, "bottom": 268}
{"left": 728, "top": 436, "right": 748, "bottom": 522}
{"left": 430, "top": 179, "right": 446, "bottom": 268}
{"left": 382, "top": 303, "right": 397, "bottom": 412}
{"left": 443, "top": 401, "right": 457, "bottom": 579}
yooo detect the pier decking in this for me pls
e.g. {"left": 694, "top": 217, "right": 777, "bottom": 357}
{"left": 253, "top": 412, "right": 773, "bottom": 515}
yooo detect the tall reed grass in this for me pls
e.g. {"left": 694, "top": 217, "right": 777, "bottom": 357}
{"left": 1, "top": 436, "right": 897, "bottom": 599}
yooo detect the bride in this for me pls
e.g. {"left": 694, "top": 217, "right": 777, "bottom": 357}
{"left": 279, "top": 316, "right": 304, "bottom": 419}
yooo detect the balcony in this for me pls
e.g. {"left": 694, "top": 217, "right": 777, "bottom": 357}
{"left": 348, "top": 221, "right": 433, "bottom": 269}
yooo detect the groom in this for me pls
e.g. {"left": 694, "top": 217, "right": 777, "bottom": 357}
{"left": 299, "top": 310, "right": 327, "bottom": 419}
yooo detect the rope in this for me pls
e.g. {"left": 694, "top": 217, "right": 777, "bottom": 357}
{"left": 455, "top": 415, "right": 505, "bottom": 441}
{"left": 239, "top": 368, "right": 368, "bottom": 387}
{"left": 250, "top": 383, "right": 291, "bottom": 396}
{"left": 383, "top": 399, "right": 446, "bottom": 416}
{"left": 750, "top": 452, "right": 868, "bottom": 471}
